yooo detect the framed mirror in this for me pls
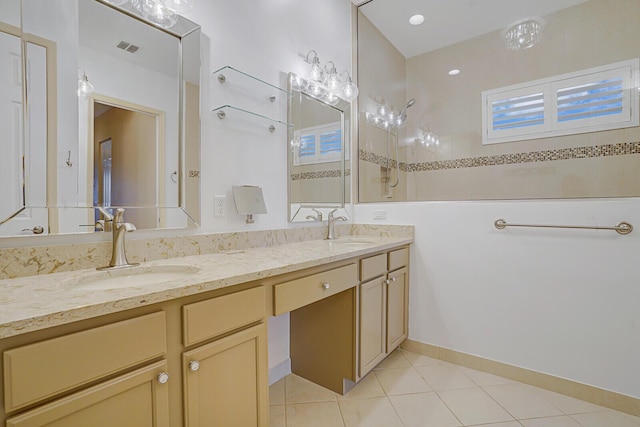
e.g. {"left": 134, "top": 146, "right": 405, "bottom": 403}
{"left": 287, "top": 73, "right": 351, "bottom": 222}
{"left": 0, "top": 0, "right": 201, "bottom": 237}
{"left": 357, "top": 0, "right": 640, "bottom": 202}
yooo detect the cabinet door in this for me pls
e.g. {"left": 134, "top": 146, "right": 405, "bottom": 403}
{"left": 386, "top": 267, "right": 408, "bottom": 352}
{"left": 183, "top": 323, "right": 268, "bottom": 427}
{"left": 6, "top": 360, "right": 170, "bottom": 427}
{"left": 359, "top": 276, "right": 386, "bottom": 378}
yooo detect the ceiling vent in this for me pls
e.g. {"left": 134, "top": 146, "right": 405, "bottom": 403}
{"left": 116, "top": 41, "right": 140, "bottom": 54}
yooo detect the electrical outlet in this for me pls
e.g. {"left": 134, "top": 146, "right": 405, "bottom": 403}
{"left": 214, "top": 195, "right": 226, "bottom": 217}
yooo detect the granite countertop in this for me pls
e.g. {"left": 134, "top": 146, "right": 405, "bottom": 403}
{"left": 0, "top": 236, "right": 412, "bottom": 339}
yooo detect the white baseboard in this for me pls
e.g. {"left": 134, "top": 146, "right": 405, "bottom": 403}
{"left": 269, "top": 358, "right": 291, "bottom": 385}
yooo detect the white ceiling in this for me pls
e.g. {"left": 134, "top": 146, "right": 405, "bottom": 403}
{"left": 355, "top": 0, "right": 589, "bottom": 58}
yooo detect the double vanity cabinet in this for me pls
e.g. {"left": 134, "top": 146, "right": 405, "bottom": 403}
{"left": 0, "top": 238, "right": 410, "bottom": 426}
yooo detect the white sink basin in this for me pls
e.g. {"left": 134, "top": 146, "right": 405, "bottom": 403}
{"left": 69, "top": 265, "right": 201, "bottom": 290}
{"left": 329, "top": 237, "right": 376, "bottom": 244}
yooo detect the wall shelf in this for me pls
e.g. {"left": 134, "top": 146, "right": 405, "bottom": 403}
{"left": 212, "top": 105, "right": 292, "bottom": 133}
{"left": 213, "top": 66, "right": 292, "bottom": 101}
{"left": 212, "top": 66, "right": 291, "bottom": 132}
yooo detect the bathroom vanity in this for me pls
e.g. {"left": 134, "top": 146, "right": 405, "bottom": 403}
{"left": 0, "top": 234, "right": 411, "bottom": 426}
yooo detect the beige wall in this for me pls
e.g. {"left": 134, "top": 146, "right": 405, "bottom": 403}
{"left": 94, "top": 106, "right": 158, "bottom": 228}
{"left": 357, "top": 13, "right": 408, "bottom": 202}
{"left": 358, "top": 0, "right": 640, "bottom": 201}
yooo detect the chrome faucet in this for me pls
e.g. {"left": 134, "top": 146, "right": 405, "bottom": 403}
{"left": 97, "top": 208, "right": 139, "bottom": 270}
{"left": 305, "top": 208, "right": 323, "bottom": 222}
{"left": 325, "top": 209, "right": 347, "bottom": 240}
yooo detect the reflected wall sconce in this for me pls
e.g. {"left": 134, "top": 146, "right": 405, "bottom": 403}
{"left": 103, "top": 0, "right": 195, "bottom": 29}
{"left": 77, "top": 70, "right": 95, "bottom": 99}
{"left": 291, "top": 50, "right": 359, "bottom": 104}
{"left": 414, "top": 130, "right": 440, "bottom": 147}
{"left": 365, "top": 97, "right": 414, "bottom": 130}
{"left": 503, "top": 17, "right": 544, "bottom": 51}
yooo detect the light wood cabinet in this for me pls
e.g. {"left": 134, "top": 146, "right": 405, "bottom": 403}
{"left": 358, "top": 247, "right": 409, "bottom": 378}
{"left": 359, "top": 276, "right": 386, "bottom": 376}
{"left": 1, "top": 286, "right": 268, "bottom": 427}
{"left": 183, "top": 323, "right": 268, "bottom": 427}
{"left": 386, "top": 267, "right": 408, "bottom": 352}
{"left": 6, "top": 360, "right": 170, "bottom": 427}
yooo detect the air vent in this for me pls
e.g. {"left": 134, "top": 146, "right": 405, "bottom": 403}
{"left": 116, "top": 41, "right": 140, "bottom": 54}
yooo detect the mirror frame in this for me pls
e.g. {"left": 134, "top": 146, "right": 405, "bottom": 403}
{"left": 0, "top": 0, "right": 201, "bottom": 236}
{"left": 287, "top": 73, "right": 351, "bottom": 223}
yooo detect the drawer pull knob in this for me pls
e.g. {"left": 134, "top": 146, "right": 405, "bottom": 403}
{"left": 157, "top": 372, "right": 170, "bottom": 384}
{"left": 322, "top": 283, "right": 330, "bottom": 290}
{"left": 391, "top": 277, "right": 397, "bottom": 282}
{"left": 189, "top": 360, "right": 200, "bottom": 372}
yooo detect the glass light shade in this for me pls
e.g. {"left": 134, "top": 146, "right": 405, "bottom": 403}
{"left": 140, "top": 0, "right": 178, "bottom": 28}
{"left": 307, "top": 82, "right": 327, "bottom": 99}
{"left": 504, "top": 19, "right": 543, "bottom": 51}
{"left": 77, "top": 75, "right": 95, "bottom": 99}
{"left": 326, "top": 72, "right": 342, "bottom": 93}
{"left": 342, "top": 80, "right": 358, "bottom": 101}
{"left": 377, "top": 103, "right": 388, "bottom": 117}
{"left": 324, "top": 92, "right": 340, "bottom": 106}
{"left": 162, "top": 0, "right": 194, "bottom": 14}
{"left": 104, "top": 0, "right": 128, "bottom": 5}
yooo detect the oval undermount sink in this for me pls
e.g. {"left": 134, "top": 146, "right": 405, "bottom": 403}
{"left": 69, "top": 265, "right": 201, "bottom": 290}
{"left": 329, "top": 237, "right": 376, "bottom": 244}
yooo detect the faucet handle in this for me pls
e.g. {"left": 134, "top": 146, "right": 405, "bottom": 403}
{"left": 97, "top": 206, "right": 114, "bottom": 221}
{"left": 113, "top": 208, "right": 126, "bottom": 223}
{"left": 311, "top": 208, "right": 323, "bottom": 221}
{"left": 327, "top": 208, "right": 338, "bottom": 220}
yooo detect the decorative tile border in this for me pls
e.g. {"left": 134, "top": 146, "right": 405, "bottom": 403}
{"left": 359, "top": 141, "right": 640, "bottom": 172}
{"left": 290, "top": 169, "right": 351, "bottom": 180}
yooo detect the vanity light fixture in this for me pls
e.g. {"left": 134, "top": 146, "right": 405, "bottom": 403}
{"left": 503, "top": 17, "right": 544, "bottom": 51}
{"left": 291, "top": 50, "right": 359, "bottom": 103}
{"left": 77, "top": 70, "right": 95, "bottom": 99}
{"left": 103, "top": 0, "right": 195, "bottom": 29}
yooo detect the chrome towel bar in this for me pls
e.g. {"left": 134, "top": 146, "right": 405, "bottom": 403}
{"left": 494, "top": 219, "right": 633, "bottom": 235}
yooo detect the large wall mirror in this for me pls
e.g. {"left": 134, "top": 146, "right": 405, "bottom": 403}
{"left": 357, "top": 0, "right": 640, "bottom": 202}
{"left": 287, "top": 74, "right": 351, "bottom": 222}
{"left": 0, "top": 0, "right": 201, "bottom": 237}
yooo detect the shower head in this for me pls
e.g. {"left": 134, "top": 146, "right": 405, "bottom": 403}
{"left": 399, "top": 98, "right": 416, "bottom": 115}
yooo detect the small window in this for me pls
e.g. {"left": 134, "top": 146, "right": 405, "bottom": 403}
{"left": 293, "top": 122, "right": 346, "bottom": 165}
{"left": 482, "top": 59, "right": 639, "bottom": 144}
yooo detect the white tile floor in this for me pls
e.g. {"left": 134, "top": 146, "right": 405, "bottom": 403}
{"left": 269, "top": 349, "right": 640, "bottom": 427}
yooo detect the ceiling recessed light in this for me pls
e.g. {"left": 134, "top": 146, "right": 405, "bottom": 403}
{"left": 448, "top": 69, "right": 461, "bottom": 76}
{"left": 409, "top": 14, "right": 424, "bottom": 26}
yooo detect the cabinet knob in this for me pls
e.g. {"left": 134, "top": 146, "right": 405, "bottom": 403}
{"left": 157, "top": 372, "right": 169, "bottom": 384}
{"left": 189, "top": 360, "right": 200, "bottom": 372}
{"left": 391, "top": 276, "right": 397, "bottom": 282}
{"left": 322, "top": 283, "right": 330, "bottom": 290}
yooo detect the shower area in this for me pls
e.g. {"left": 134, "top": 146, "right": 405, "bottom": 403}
{"left": 356, "top": 0, "right": 640, "bottom": 203}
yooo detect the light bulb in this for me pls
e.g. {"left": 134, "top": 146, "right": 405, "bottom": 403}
{"left": 387, "top": 111, "right": 396, "bottom": 122}
{"left": 77, "top": 73, "right": 95, "bottom": 99}
{"left": 140, "top": 0, "right": 178, "bottom": 28}
{"left": 342, "top": 81, "right": 358, "bottom": 101}
{"left": 308, "top": 82, "right": 327, "bottom": 99}
{"left": 162, "top": 0, "right": 195, "bottom": 14}
{"left": 377, "top": 103, "right": 388, "bottom": 117}
{"left": 324, "top": 92, "right": 340, "bottom": 106}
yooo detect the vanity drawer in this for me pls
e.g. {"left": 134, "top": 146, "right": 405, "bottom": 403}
{"left": 388, "top": 247, "right": 408, "bottom": 271}
{"left": 183, "top": 286, "right": 265, "bottom": 347}
{"left": 360, "top": 254, "right": 386, "bottom": 282}
{"left": 273, "top": 264, "right": 357, "bottom": 315}
{"left": 4, "top": 312, "right": 166, "bottom": 413}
